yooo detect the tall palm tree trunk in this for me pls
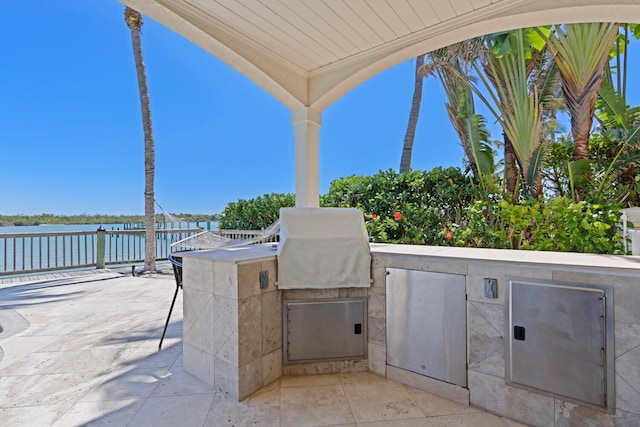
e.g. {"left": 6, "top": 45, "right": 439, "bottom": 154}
{"left": 400, "top": 54, "right": 426, "bottom": 173}
{"left": 564, "top": 81, "right": 602, "bottom": 162}
{"left": 504, "top": 133, "right": 518, "bottom": 197}
{"left": 545, "top": 23, "right": 619, "bottom": 198}
{"left": 125, "top": 7, "right": 156, "bottom": 272}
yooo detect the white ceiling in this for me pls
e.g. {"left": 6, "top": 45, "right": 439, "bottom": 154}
{"left": 120, "top": 0, "right": 640, "bottom": 110}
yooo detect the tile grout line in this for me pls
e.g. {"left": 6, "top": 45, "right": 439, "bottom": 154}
{"left": 339, "top": 381, "right": 358, "bottom": 426}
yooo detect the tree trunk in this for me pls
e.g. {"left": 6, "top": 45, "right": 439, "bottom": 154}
{"left": 567, "top": 84, "right": 600, "bottom": 162}
{"left": 619, "top": 163, "right": 638, "bottom": 205}
{"left": 531, "top": 161, "right": 544, "bottom": 198}
{"left": 400, "top": 54, "right": 426, "bottom": 173}
{"left": 563, "top": 76, "right": 601, "bottom": 200}
{"left": 125, "top": 7, "right": 156, "bottom": 272}
{"left": 504, "top": 133, "right": 518, "bottom": 197}
{"left": 547, "top": 23, "right": 619, "bottom": 197}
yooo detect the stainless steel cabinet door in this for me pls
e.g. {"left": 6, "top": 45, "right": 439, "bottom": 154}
{"left": 506, "top": 279, "right": 613, "bottom": 410}
{"left": 386, "top": 268, "right": 467, "bottom": 387}
{"left": 284, "top": 297, "right": 367, "bottom": 364}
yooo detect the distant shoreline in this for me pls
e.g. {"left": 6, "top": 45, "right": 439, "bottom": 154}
{"left": 0, "top": 222, "right": 219, "bottom": 235}
{"left": 0, "top": 213, "right": 220, "bottom": 228}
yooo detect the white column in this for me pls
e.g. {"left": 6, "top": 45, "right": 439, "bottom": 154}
{"left": 291, "top": 107, "right": 322, "bottom": 207}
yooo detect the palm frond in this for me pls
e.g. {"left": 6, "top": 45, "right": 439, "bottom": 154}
{"left": 597, "top": 81, "right": 636, "bottom": 131}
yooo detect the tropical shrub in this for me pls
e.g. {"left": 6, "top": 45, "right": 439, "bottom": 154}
{"left": 218, "top": 193, "right": 295, "bottom": 230}
{"left": 363, "top": 204, "right": 457, "bottom": 245}
{"left": 540, "top": 130, "right": 640, "bottom": 206}
{"left": 322, "top": 167, "right": 474, "bottom": 244}
{"left": 452, "top": 196, "right": 627, "bottom": 254}
{"left": 217, "top": 168, "right": 626, "bottom": 254}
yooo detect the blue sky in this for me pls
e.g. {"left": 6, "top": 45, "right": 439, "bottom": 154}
{"left": 1, "top": 2, "right": 637, "bottom": 216}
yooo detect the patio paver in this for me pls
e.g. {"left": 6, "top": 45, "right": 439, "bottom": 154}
{"left": 0, "top": 268, "right": 527, "bottom": 426}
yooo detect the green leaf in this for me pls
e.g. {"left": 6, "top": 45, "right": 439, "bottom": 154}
{"left": 568, "top": 159, "right": 591, "bottom": 191}
{"left": 487, "top": 32, "right": 513, "bottom": 57}
{"left": 527, "top": 26, "right": 551, "bottom": 51}
{"left": 597, "top": 81, "right": 631, "bottom": 130}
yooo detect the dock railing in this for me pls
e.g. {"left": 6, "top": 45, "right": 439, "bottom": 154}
{"left": 0, "top": 227, "right": 278, "bottom": 277}
{"left": 0, "top": 227, "right": 202, "bottom": 276}
{"left": 218, "top": 229, "right": 280, "bottom": 242}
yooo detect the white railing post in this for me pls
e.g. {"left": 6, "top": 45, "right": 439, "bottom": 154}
{"left": 621, "top": 212, "right": 628, "bottom": 254}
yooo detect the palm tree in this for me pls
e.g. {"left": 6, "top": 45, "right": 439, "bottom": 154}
{"left": 529, "top": 48, "right": 564, "bottom": 195}
{"left": 420, "top": 43, "right": 494, "bottom": 181}
{"left": 125, "top": 7, "right": 156, "bottom": 272}
{"left": 594, "top": 81, "right": 640, "bottom": 197}
{"left": 597, "top": 24, "right": 640, "bottom": 199}
{"left": 471, "top": 29, "right": 548, "bottom": 198}
{"left": 400, "top": 54, "right": 425, "bottom": 173}
{"left": 544, "top": 23, "right": 619, "bottom": 198}
{"left": 441, "top": 77, "right": 493, "bottom": 181}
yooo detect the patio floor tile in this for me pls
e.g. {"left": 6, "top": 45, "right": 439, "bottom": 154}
{"left": 0, "top": 268, "right": 527, "bottom": 427}
{"left": 280, "top": 384, "right": 355, "bottom": 427}
{"left": 52, "top": 398, "right": 144, "bottom": 427}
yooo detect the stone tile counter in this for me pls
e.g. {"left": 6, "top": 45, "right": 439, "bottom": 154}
{"left": 370, "top": 244, "right": 640, "bottom": 427}
{"left": 179, "top": 244, "right": 281, "bottom": 400}
{"left": 178, "top": 240, "right": 640, "bottom": 426}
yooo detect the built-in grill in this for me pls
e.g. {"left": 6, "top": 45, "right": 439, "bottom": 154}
{"left": 276, "top": 207, "right": 371, "bottom": 289}
{"left": 277, "top": 207, "right": 371, "bottom": 364}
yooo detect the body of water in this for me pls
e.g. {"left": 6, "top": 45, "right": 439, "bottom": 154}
{"left": 0, "top": 221, "right": 217, "bottom": 234}
{"left": 0, "top": 222, "right": 218, "bottom": 275}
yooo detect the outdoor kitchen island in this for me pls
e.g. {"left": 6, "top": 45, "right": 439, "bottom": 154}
{"left": 180, "top": 207, "right": 373, "bottom": 401}
{"left": 369, "top": 244, "right": 640, "bottom": 426}
{"left": 180, "top": 238, "right": 640, "bottom": 426}
{"left": 180, "top": 244, "right": 281, "bottom": 401}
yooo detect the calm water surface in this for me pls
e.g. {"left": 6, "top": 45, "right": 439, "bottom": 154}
{"left": 0, "top": 222, "right": 217, "bottom": 273}
{"left": 0, "top": 222, "right": 217, "bottom": 234}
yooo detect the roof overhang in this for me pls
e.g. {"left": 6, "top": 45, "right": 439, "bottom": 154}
{"left": 120, "top": 0, "right": 640, "bottom": 111}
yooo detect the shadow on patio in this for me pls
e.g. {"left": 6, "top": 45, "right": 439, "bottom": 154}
{"left": 0, "top": 270, "right": 522, "bottom": 426}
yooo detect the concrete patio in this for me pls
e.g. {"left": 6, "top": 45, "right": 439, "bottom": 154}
{"left": 0, "top": 267, "right": 525, "bottom": 426}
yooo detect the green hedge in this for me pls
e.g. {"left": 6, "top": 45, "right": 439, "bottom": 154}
{"left": 452, "top": 196, "right": 627, "bottom": 254}
{"left": 321, "top": 167, "right": 474, "bottom": 245}
{"left": 217, "top": 168, "right": 626, "bottom": 255}
{"left": 218, "top": 193, "right": 295, "bottom": 230}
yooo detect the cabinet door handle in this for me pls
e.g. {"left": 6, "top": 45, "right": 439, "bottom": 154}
{"left": 514, "top": 325, "right": 526, "bottom": 341}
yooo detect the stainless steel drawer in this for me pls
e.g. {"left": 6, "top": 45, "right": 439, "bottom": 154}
{"left": 283, "top": 297, "right": 367, "bottom": 364}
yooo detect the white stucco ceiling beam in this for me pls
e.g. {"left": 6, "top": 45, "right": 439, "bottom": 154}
{"left": 307, "top": 1, "right": 640, "bottom": 111}
{"left": 120, "top": 0, "right": 309, "bottom": 109}
{"left": 116, "top": 0, "right": 640, "bottom": 211}
{"left": 307, "top": 0, "right": 527, "bottom": 110}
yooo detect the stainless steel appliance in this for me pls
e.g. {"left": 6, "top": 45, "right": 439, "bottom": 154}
{"left": 386, "top": 268, "right": 467, "bottom": 387}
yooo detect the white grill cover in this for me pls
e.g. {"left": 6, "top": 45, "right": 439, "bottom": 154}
{"left": 277, "top": 207, "right": 371, "bottom": 289}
